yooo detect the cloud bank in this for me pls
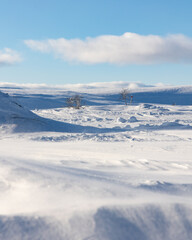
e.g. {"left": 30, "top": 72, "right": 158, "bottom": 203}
{"left": 0, "top": 48, "right": 22, "bottom": 66}
{"left": 25, "top": 33, "right": 192, "bottom": 65}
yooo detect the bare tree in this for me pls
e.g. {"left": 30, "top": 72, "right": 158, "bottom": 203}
{"left": 120, "top": 89, "right": 129, "bottom": 105}
{"left": 73, "top": 95, "right": 82, "bottom": 109}
{"left": 66, "top": 97, "right": 74, "bottom": 108}
{"left": 66, "top": 95, "right": 83, "bottom": 109}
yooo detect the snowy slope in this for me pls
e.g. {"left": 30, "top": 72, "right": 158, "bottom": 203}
{"left": 1, "top": 82, "right": 192, "bottom": 110}
{"left": 0, "top": 82, "right": 192, "bottom": 240}
{"left": 0, "top": 90, "right": 45, "bottom": 133}
{"left": 0, "top": 90, "right": 107, "bottom": 133}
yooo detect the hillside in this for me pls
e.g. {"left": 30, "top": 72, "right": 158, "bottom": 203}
{"left": 0, "top": 82, "right": 192, "bottom": 110}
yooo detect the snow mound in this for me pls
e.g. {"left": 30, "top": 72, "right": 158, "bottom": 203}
{"left": 128, "top": 116, "right": 138, "bottom": 122}
{"left": 117, "top": 117, "right": 127, "bottom": 123}
{"left": 117, "top": 116, "right": 138, "bottom": 124}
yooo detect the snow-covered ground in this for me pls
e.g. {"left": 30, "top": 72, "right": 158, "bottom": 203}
{"left": 0, "top": 82, "right": 192, "bottom": 240}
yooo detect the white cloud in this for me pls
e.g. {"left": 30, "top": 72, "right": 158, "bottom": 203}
{"left": 0, "top": 48, "right": 22, "bottom": 66}
{"left": 24, "top": 33, "right": 192, "bottom": 65}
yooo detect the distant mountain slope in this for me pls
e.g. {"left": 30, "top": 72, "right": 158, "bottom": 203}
{"left": 127, "top": 87, "right": 192, "bottom": 105}
{"left": 0, "top": 82, "right": 191, "bottom": 109}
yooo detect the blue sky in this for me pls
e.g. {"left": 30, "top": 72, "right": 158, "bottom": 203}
{"left": 0, "top": 0, "right": 192, "bottom": 85}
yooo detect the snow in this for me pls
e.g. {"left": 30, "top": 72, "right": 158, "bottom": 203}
{"left": 0, "top": 82, "right": 192, "bottom": 239}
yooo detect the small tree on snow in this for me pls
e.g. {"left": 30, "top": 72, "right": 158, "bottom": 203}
{"left": 120, "top": 89, "right": 129, "bottom": 105}
{"left": 66, "top": 95, "right": 82, "bottom": 109}
{"left": 66, "top": 97, "right": 74, "bottom": 108}
{"left": 73, "top": 95, "right": 82, "bottom": 109}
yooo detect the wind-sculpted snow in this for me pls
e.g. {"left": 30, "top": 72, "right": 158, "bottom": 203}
{"left": 94, "top": 205, "right": 192, "bottom": 240}
{"left": 138, "top": 181, "right": 192, "bottom": 195}
{"left": 0, "top": 84, "right": 192, "bottom": 239}
{"left": 0, "top": 91, "right": 127, "bottom": 134}
{"left": 0, "top": 134, "right": 192, "bottom": 239}
{"left": 0, "top": 216, "right": 65, "bottom": 240}
{"left": 1, "top": 204, "right": 192, "bottom": 240}
{"left": 31, "top": 102, "right": 192, "bottom": 138}
{"left": 2, "top": 89, "right": 192, "bottom": 134}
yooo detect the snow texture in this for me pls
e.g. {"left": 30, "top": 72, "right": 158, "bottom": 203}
{"left": 0, "top": 82, "right": 192, "bottom": 239}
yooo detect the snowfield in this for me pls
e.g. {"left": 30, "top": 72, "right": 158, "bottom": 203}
{"left": 0, "top": 82, "right": 192, "bottom": 240}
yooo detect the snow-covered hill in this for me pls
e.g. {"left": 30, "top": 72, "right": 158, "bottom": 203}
{"left": 1, "top": 82, "right": 192, "bottom": 110}
{"left": 0, "top": 90, "right": 104, "bottom": 133}
{"left": 1, "top": 87, "right": 192, "bottom": 134}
